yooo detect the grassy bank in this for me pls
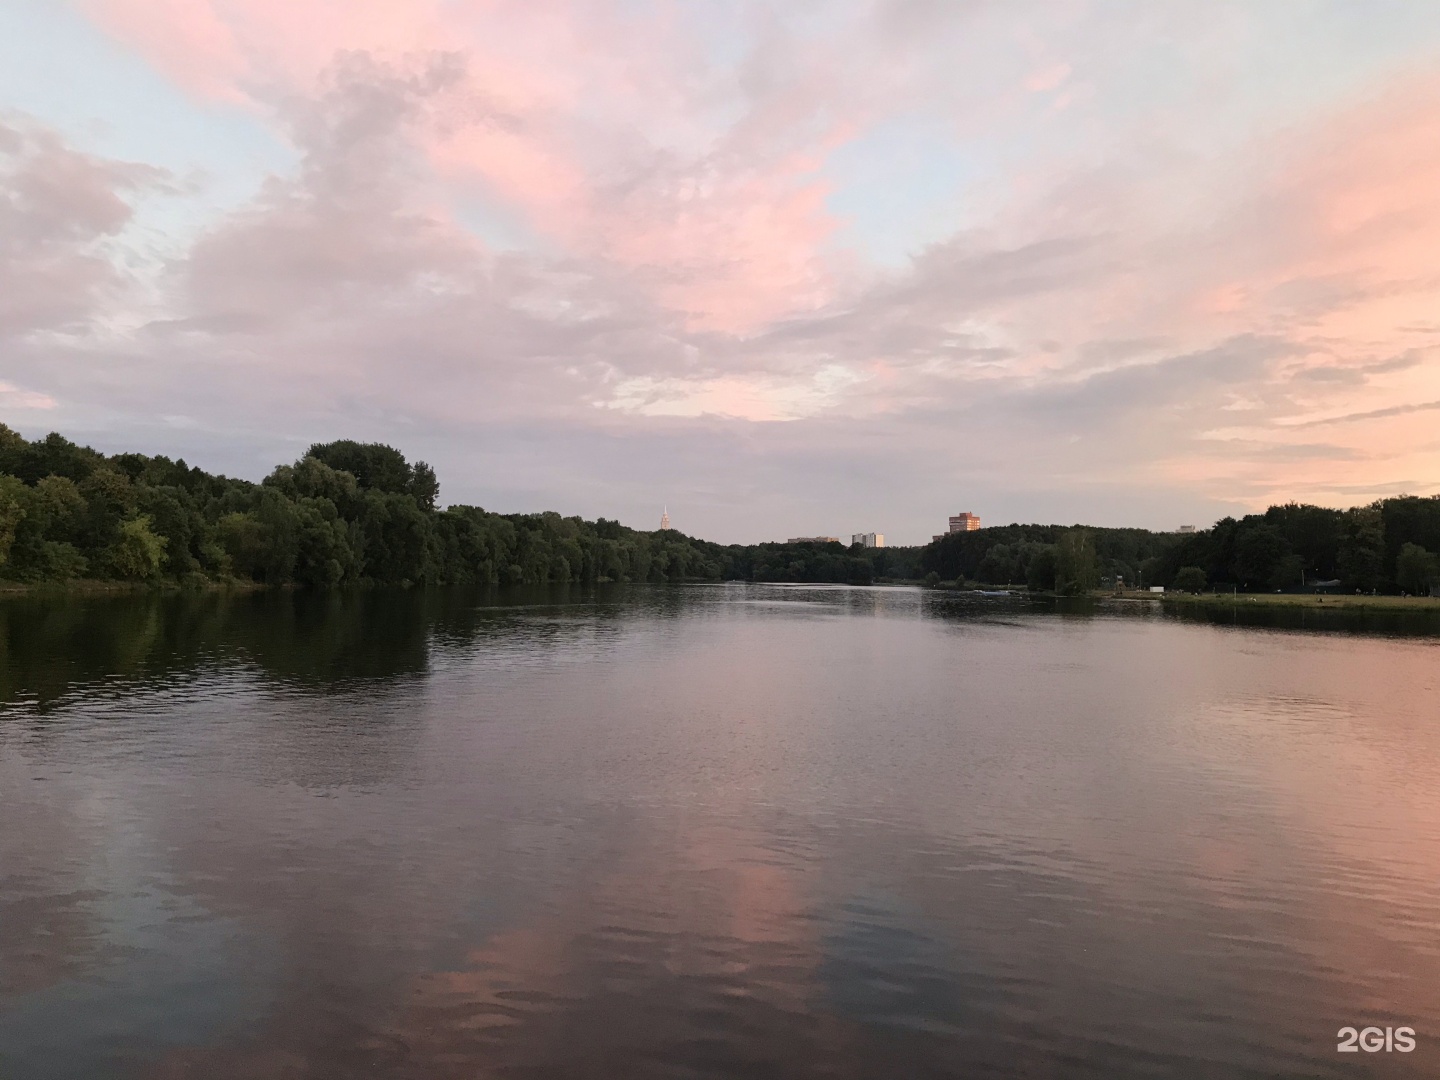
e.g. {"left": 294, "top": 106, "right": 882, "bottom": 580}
{"left": 1157, "top": 591, "right": 1440, "bottom": 611}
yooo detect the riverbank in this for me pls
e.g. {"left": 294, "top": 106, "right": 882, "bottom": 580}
{"left": 0, "top": 577, "right": 268, "bottom": 596}
{"left": 1158, "top": 591, "right": 1440, "bottom": 612}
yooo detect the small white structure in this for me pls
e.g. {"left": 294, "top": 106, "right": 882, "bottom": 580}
{"left": 851, "top": 533, "right": 885, "bottom": 548}
{"left": 1149, "top": 585, "right": 1165, "bottom": 594}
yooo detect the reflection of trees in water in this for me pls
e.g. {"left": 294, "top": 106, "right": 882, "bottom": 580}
{"left": 0, "top": 589, "right": 430, "bottom": 708}
{"left": 6, "top": 585, "right": 1437, "bottom": 711}
{"left": 238, "top": 589, "right": 432, "bottom": 687}
{"left": 0, "top": 584, "right": 711, "bottom": 710}
{"left": 1165, "top": 600, "right": 1440, "bottom": 637}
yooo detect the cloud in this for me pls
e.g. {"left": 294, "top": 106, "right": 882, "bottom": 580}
{"left": 1290, "top": 399, "right": 1440, "bottom": 429}
{"left": 0, "top": 118, "right": 166, "bottom": 338}
{"left": 3, "top": 3, "right": 1439, "bottom": 540}
{"left": 0, "top": 381, "right": 56, "bottom": 410}
{"left": 79, "top": 0, "right": 851, "bottom": 335}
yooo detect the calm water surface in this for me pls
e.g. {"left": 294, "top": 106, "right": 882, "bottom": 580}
{"left": 1, "top": 586, "right": 1438, "bottom": 1078}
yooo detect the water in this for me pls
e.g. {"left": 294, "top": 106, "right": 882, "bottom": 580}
{"left": 2, "top": 585, "right": 1438, "bottom": 1078}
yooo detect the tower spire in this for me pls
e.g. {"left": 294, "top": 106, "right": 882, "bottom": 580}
{"left": 660, "top": 506, "right": 671, "bottom": 530}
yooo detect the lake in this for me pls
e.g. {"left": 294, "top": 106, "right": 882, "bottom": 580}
{"left": 1, "top": 585, "right": 1438, "bottom": 1078}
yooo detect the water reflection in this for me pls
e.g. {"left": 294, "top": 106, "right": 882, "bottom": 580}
{"left": 2, "top": 586, "right": 1439, "bottom": 1078}
{"left": 1160, "top": 595, "right": 1440, "bottom": 637}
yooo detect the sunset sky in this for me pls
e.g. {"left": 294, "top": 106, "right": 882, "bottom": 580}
{"left": 2, "top": 0, "right": 1439, "bottom": 543}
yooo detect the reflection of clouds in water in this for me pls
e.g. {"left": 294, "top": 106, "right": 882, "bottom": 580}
{"left": 0, "top": 762, "right": 111, "bottom": 1002}
{"left": 819, "top": 892, "right": 978, "bottom": 1038}
{"left": 0, "top": 757, "right": 275, "bottom": 1080}
{"left": 379, "top": 817, "right": 827, "bottom": 1075}
{"left": 3, "top": 593, "right": 1440, "bottom": 1076}
{"left": 0, "top": 890, "right": 269, "bottom": 1080}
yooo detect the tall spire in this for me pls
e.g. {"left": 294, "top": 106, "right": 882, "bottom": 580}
{"left": 660, "top": 506, "right": 671, "bottom": 530}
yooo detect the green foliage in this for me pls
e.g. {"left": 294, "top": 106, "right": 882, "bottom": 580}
{"left": 1231, "top": 525, "right": 1291, "bottom": 590}
{"left": 1026, "top": 545, "right": 1057, "bottom": 591}
{"left": 923, "top": 522, "right": 1174, "bottom": 589}
{"left": 1338, "top": 506, "right": 1386, "bottom": 592}
{"left": 0, "top": 475, "right": 26, "bottom": 568}
{"left": 3, "top": 425, "right": 1440, "bottom": 595}
{"left": 1395, "top": 543, "right": 1439, "bottom": 595}
{"left": 1173, "top": 566, "right": 1207, "bottom": 593}
{"left": 306, "top": 440, "right": 438, "bottom": 510}
{"left": 107, "top": 514, "right": 168, "bottom": 580}
{"left": 1054, "top": 529, "right": 1098, "bottom": 595}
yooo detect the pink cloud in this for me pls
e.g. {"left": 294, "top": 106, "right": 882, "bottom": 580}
{"left": 0, "top": 119, "right": 164, "bottom": 338}
{"left": 79, "top": 0, "right": 849, "bottom": 334}
{"left": 11, "top": 3, "right": 1440, "bottom": 534}
{"left": 0, "top": 381, "right": 56, "bottom": 409}
{"left": 1024, "top": 62, "right": 1071, "bottom": 93}
{"left": 81, "top": 0, "right": 248, "bottom": 103}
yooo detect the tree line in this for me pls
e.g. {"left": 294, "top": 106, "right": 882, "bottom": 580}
{"left": 2, "top": 425, "right": 1436, "bottom": 594}
{"left": 0, "top": 427, "right": 915, "bottom": 588}
{"left": 1147, "top": 501, "right": 1440, "bottom": 595}
{"left": 920, "top": 500, "right": 1440, "bottom": 595}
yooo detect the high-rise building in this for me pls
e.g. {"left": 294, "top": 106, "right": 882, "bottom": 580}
{"left": 659, "top": 507, "right": 671, "bottom": 530}
{"left": 948, "top": 512, "right": 981, "bottom": 532}
{"left": 851, "top": 533, "right": 885, "bottom": 548}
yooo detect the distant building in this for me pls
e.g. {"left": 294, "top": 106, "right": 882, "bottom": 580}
{"left": 787, "top": 536, "right": 840, "bottom": 544}
{"left": 948, "top": 512, "right": 981, "bottom": 533}
{"left": 1177, "top": 525, "right": 1196, "bottom": 534}
{"left": 851, "top": 533, "right": 885, "bottom": 548}
{"left": 659, "top": 507, "right": 671, "bottom": 530}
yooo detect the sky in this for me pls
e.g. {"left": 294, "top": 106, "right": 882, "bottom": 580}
{"left": 2, "top": 0, "right": 1439, "bottom": 545}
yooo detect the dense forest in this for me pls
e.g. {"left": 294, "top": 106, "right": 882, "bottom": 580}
{"left": 0, "top": 426, "right": 896, "bottom": 587}
{"left": 922, "top": 500, "right": 1440, "bottom": 595}
{"left": 1, "top": 424, "right": 1437, "bottom": 595}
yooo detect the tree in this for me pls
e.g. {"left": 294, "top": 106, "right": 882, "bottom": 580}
{"left": 307, "top": 440, "right": 414, "bottom": 496}
{"left": 1338, "top": 506, "right": 1386, "bottom": 592}
{"left": 0, "top": 475, "right": 26, "bottom": 568}
{"left": 1231, "top": 525, "right": 1291, "bottom": 590}
{"left": 1270, "top": 553, "right": 1305, "bottom": 591}
{"left": 1173, "top": 566, "right": 1207, "bottom": 593}
{"left": 107, "top": 514, "right": 168, "bottom": 579}
{"left": 409, "top": 461, "right": 439, "bottom": 512}
{"left": 291, "top": 499, "right": 359, "bottom": 586}
{"left": 1396, "top": 543, "right": 1439, "bottom": 595}
{"left": 1026, "top": 546, "right": 1058, "bottom": 591}
{"left": 266, "top": 456, "right": 361, "bottom": 511}
{"left": 4, "top": 475, "right": 88, "bottom": 580}
{"left": 1264, "top": 502, "right": 1344, "bottom": 581}
{"left": 977, "top": 543, "right": 1019, "bottom": 584}
{"left": 1381, "top": 497, "right": 1440, "bottom": 579}
{"left": 1055, "top": 529, "right": 1098, "bottom": 594}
